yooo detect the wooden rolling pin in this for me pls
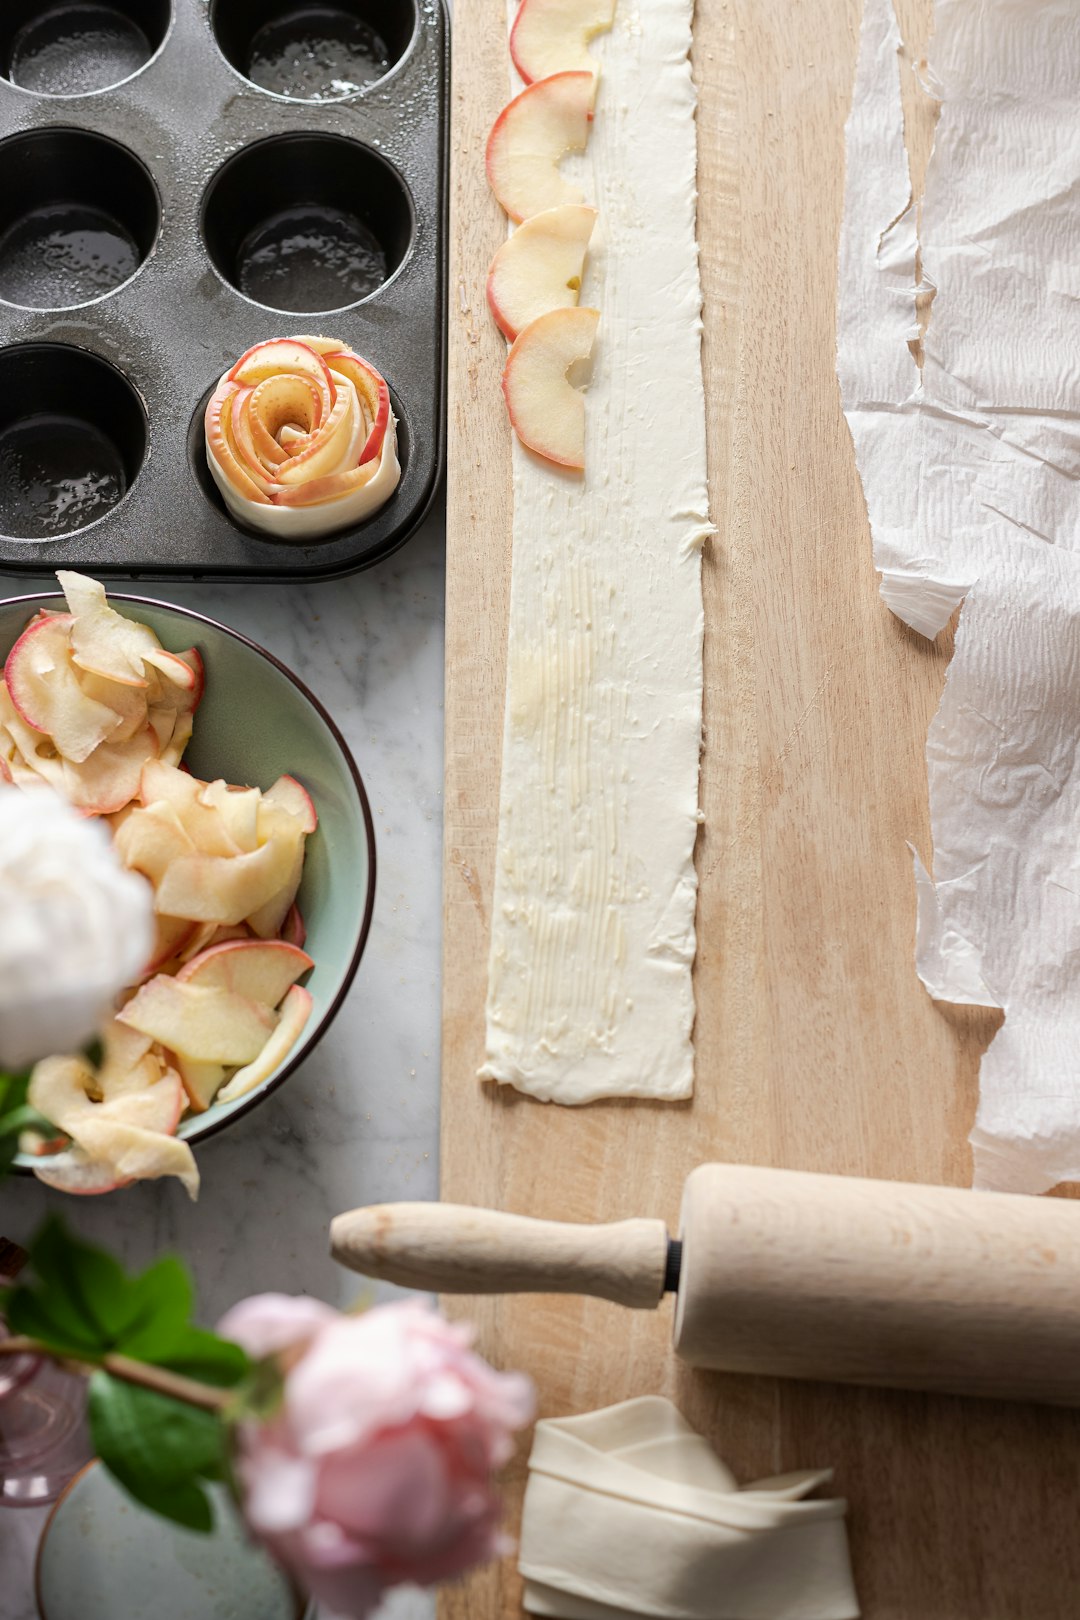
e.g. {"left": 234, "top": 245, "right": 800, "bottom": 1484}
{"left": 331, "top": 1162, "right": 1080, "bottom": 1406}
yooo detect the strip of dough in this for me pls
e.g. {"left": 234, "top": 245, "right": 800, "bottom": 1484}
{"left": 481, "top": 0, "right": 711, "bottom": 1104}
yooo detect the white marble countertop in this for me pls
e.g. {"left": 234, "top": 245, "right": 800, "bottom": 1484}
{"left": 0, "top": 502, "right": 447, "bottom": 1620}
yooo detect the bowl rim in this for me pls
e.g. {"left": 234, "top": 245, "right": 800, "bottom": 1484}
{"left": 0, "top": 588, "right": 377, "bottom": 1161}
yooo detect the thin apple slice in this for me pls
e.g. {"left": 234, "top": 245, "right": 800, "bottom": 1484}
{"left": 487, "top": 204, "right": 596, "bottom": 340}
{"left": 97, "top": 1019, "right": 154, "bottom": 1085}
{"left": 143, "top": 648, "right": 197, "bottom": 693}
{"left": 229, "top": 339, "right": 336, "bottom": 421}
{"left": 140, "top": 762, "right": 240, "bottom": 857}
{"left": 486, "top": 72, "right": 594, "bottom": 223}
{"left": 510, "top": 0, "right": 614, "bottom": 84}
{"left": 5, "top": 614, "right": 122, "bottom": 763}
{"left": 79, "top": 727, "right": 159, "bottom": 812}
{"left": 176, "top": 922, "right": 249, "bottom": 963}
{"left": 502, "top": 305, "right": 599, "bottom": 469}
{"left": 28, "top": 1055, "right": 97, "bottom": 1133}
{"left": 57, "top": 571, "right": 159, "bottom": 687}
{"left": 159, "top": 711, "right": 193, "bottom": 769}
{"left": 205, "top": 383, "right": 275, "bottom": 506}
{"left": 46, "top": 1119, "right": 199, "bottom": 1199}
{"left": 143, "top": 913, "right": 199, "bottom": 976}
{"left": 198, "top": 780, "right": 262, "bottom": 853}
{"left": 263, "top": 774, "right": 318, "bottom": 834}
{"left": 217, "top": 985, "right": 313, "bottom": 1104}
{"left": 98, "top": 1071, "right": 184, "bottom": 1135}
{"left": 174, "top": 1054, "right": 228, "bottom": 1114}
{"left": 29, "top": 1051, "right": 181, "bottom": 1138}
{"left": 79, "top": 668, "right": 149, "bottom": 743}
{"left": 281, "top": 903, "right": 307, "bottom": 949}
{"left": 321, "top": 352, "right": 391, "bottom": 467}
{"left": 33, "top": 1149, "right": 131, "bottom": 1196}
{"left": 155, "top": 837, "right": 299, "bottom": 926}
{"left": 245, "top": 834, "right": 305, "bottom": 939}
{"left": 114, "top": 800, "right": 196, "bottom": 884}
{"left": 118, "top": 976, "right": 277, "bottom": 1063}
{"left": 176, "top": 938, "right": 313, "bottom": 1006}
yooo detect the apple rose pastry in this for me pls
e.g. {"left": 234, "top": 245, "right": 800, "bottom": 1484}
{"left": 205, "top": 336, "right": 400, "bottom": 541}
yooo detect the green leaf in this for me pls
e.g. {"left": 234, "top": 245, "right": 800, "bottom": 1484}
{"left": 147, "top": 1326, "right": 249, "bottom": 1389}
{"left": 115, "top": 1257, "right": 194, "bottom": 1360}
{"left": 28, "top": 1217, "right": 142, "bottom": 1348}
{"left": 87, "top": 1372, "right": 223, "bottom": 1534}
{"left": 3, "top": 1288, "right": 100, "bottom": 1358}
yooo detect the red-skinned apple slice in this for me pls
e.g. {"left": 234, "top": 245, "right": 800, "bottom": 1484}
{"left": 143, "top": 648, "right": 197, "bottom": 693}
{"left": 487, "top": 204, "right": 596, "bottom": 340}
{"left": 229, "top": 339, "right": 335, "bottom": 419}
{"left": 119, "top": 975, "right": 276, "bottom": 1063}
{"left": 281, "top": 903, "right": 307, "bottom": 949}
{"left": 510, "top": 0, "right": 614, "bottom": 85}
{"left": 245, "top": 833, "right": 305, "bottom": 939}
{"left": 323, "top": 352, "right": 391, "bottom": 466}
{"left": 502, "top": 305, "right": 599, "bottom": 468}
{"left": 176, "top": 938, "right": 313, "bottom": 1005}
{"left": 264, "top": 774, "right": 318, "bottom": 834}
{"left": 33, "top": 1150, "right": 131, "bottom": 1195}
{"left": 486, "top": 71, "right": 593, "bottom": 223}
{"left": 176, "top": 922, "right": 250, "bottom": 963}
{"left": 4, "top": 614, "right": 122, "bottom": 763}
{"left": 37, "top": 1121, "right": 199, "bottom": 1198}
{"left": 205, "top": 384, "right": 274, "bottom": 506}
{"left": 273, "top": 386, "right": 356, "bottom": 485}
{"left": 58, "top": 571, "right": 162, "bottom": 687}
{"left": 217, "top": 984, "right": 313, "bottom": 1104}
{"left": 270, "top": 461, "right": 381, "bottom": 508}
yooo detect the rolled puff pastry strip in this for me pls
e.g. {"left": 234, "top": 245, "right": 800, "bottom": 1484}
{"left": 519, "top": 1398, "right": 859, "bottom": 1620}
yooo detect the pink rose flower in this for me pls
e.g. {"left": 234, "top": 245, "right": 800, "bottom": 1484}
{"left": 220, "top": 1295, "right": 535, "bottom": 1618}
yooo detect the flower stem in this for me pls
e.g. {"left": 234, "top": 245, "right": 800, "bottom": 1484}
{"left": 0, "top": 1336, "right": 230, "bottom": 1412}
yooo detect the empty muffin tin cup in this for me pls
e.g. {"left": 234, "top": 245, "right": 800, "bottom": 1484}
{"left": 0, "top": 344, "right": 147, "bottom": 541}
{"left": 211, "top": 0, "right": 415, "bottom": 100}
{"left": 0, "top": 0, "right": 170, "bottom": 97}
{"left": 201, "top": 133, "right": 413, "bottom": 314}
{"left": 0, "top": 128, "right": 159, "bottom": 311}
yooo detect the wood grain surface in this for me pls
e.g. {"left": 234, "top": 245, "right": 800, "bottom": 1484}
{"left": 441, "top": 0, "right": 1080, "bottom": 1614}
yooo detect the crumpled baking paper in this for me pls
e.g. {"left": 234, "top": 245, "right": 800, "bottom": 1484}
{"left": 839, "top": 0, "right": 1080, "bottom": 1190}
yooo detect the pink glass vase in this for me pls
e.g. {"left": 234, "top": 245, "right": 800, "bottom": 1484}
{"left": 1, "top": 1258, "right": 93, "bottom": 1507}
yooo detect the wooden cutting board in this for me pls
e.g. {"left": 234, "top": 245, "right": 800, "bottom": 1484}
{"left": 441, "top": 0, "right": 1080, "bottom": 1614}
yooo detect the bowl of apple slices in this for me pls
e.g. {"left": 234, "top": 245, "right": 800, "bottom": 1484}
{"left": 0, "top": 572, "right": 375, "bottom": 1197}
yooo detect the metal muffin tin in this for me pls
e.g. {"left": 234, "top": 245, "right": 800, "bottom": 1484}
{"left": 0, "top": 0, "right": 447, "bottom": 579}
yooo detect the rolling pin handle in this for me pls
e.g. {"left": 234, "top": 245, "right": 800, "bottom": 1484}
{"left": 330, "top": 1202, "right": 670, "bottom": 1310}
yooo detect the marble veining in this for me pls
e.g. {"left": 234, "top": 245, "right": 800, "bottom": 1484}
{"left": 0, "top": 506, "right": 446, "bottom": 1620}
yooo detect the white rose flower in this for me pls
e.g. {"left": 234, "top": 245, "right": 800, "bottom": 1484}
{"left": 0, "top": 786, "right": 154, "bottom": 1071}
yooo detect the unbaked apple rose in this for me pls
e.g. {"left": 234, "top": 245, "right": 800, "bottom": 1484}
{"left": 205, "top": 337, "right": 400, "bottom": 541}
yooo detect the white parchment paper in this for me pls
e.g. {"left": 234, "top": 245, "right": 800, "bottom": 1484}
{"left": 840, "top": 0, "right": 1080, "bottom": 1191}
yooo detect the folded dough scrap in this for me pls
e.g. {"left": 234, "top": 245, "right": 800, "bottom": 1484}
{"left": 519, "top": 1397, "right": 858, "bottom": 1620}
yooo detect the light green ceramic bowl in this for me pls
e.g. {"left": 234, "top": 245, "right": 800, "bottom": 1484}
{"left": 0, "top": 590, "right": 376, "bottom": 1170}
{"left": 36, "top": 1462, "right": 314, "bottom": 1620}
